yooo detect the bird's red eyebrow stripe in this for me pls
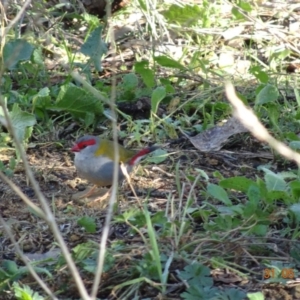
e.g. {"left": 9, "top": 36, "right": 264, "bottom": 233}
{"left": 78, "top": 139, "right": 96, "bottom": 148}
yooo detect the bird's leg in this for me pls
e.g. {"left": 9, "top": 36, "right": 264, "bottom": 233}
{"left": 93, "top": 187, "right": 112, "bottom": 202}
{"left": 72, "top": 185, "right": 98, "bottom": 201}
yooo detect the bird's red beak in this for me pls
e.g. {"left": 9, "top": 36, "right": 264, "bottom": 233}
{"left": 71, "top": 144, "right": 80, "bottom": 152}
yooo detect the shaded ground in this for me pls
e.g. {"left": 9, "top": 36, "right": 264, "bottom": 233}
{"left": 2, "top": 135, "right": 300, "bottom": 299}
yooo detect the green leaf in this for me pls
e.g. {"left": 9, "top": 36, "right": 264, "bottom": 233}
{"left": 290, "top": 180, "right": 300, "bottom": 199}
{"left": 80, "top": 25, "right": 108, "bottom": 71}
{"left": 2, "top": 260, "right": 18, "bottom": 275}
{"left": 3, "top": 39, "right": 35, "bottom": 70}
{"left": 13, "top": 282, "right": 44, "bottom": 300}
{"left": 179, "top": 264, "right": 218, "bottom": 299}
{"left": 163, "top": 4, "right": 202, "bottom": 26}
{"left": 160, "top": 78, "right": 175, "bottom": 93}
{"left": 154, "top": 55, "right": 185, "bottom": 70}
{"left": 207, "top": 184, "right": 232, "bottom": 206}
{"left": 290, "top": 204, "right": 300, "bottom": 222}
{"left": 10, "top": 104, "right": 36, "bottom": 143}
{"left": 77, "top": 216, "right": 96, "bottom": 233}
{"left": 145, "top": 149, "right": 168, "bottom": 164}
{"left": 219, "top": 176, "right": 255, "bottom": 192}
{"left": 250, "top": 66, "right": 269, "bottom": 84}
{"left": 135, "top": 61, "right": 155, "bottom": 88}
{"left": 251, "top": 224, "right": 268, "bottom": 236}
{"left": 237, "top": 0, "right": 252, "bottom": 12}
{"left": 289, "top": 141, "right": 300, "bottom": 150}
{"left": 244, "top": 185, "right": 261, "bottom": 217}
{"left": 247, "top": 184, "right": 261, "bottom": 203}
{"left": 181, "top": 285, "right": 218, "bottom": 300}
{"left": 82, "top": 12, "right": 99, "bottom": 28}
{"left": 247, "top": 292, "right": 265, "bottom": 300}
{"left": 137, "top": 0, "right": 147, "bottom": 11}
{"left": 32, "top": 87, "right": 51, "bottom": 110}
{"left": 151, "top": 86, "right": 166, "bottom": 114}
{"left": 266, "top": 190, "right": 290, "bottom": 202}
{"left": 55, "top": 83, "right": 103, "bottom": 120}
{"left": 32, "top": 48, "right": 44, "bottom": 66}
{"left": 218, "top": 287, "right": 246, "bottom": 299}
{"left": 264, "top": 172, "right": 287, "bottom": 191}
{"left": 179, "top": 263, "right": 213, "bottom": 287}
{"left": 231, "top": 7, "right": 246, "bottom": 20}
{"left": 122, "top": 73, "right": 138, "bottom": 90}
{"left": 255, "top": 84, "right": 279, "bottom": 105}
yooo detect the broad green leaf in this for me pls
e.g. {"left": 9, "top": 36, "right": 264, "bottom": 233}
{"left": 122, "top": 73, "right": 138, "bottom": 90}
{"left": 289, "top": 141, "right": 300, "bottom": 150}
{"left": 231, "top": 7, "right": 246, "bottom": 20}
{"left": 145, "top": 149, "right": 168, "bottom": 164}
{"left": 255, "top": 84, "right": 279, "bottom": 105}
{"left": 13, "top": 282, "right": 44, "bottom": 300}
{"left": 10, "top": 104, "right": 36, "bottom": 143}
{"left": 289, "top": 204, "right": 300, "bottom": 222}
{"left": 137, "top": 0, "right": 147, "bottom": 11}
{"left": 195, "top": 168, "right": 209, "bottom": 181}
{"left": 82, "top": 12, "right": 99, "bottom": 28}
{"left": 247, "top": 184, "right": 261, "bottom": 203}
{"left": 55, "top": 84, "right": 103, "bottom": 120}
{"left": 163, "top": 4, "right": 202, "bottom": 26}
{"left": 264, "top": 172, "right": 287, "bottom": 191}
{"left": 154, "top": 55, "right": 185, "bottom": 70}
{"left": 151, "top": 86, "right": 166, "bottom": 114}
{"left": 207, "top": 184, "right": 232, "bottom": 206}
{"left": 244, "top": 185, "right": 261, "bottom": 217}
{"left": 266, "top": 190, "right": 290, "bottom": 202}
{"left": 251, "top": 224, "right": 268, "bottom": 236}
{"left": 179, "top": 263, "right": 213, "bottom": 287}
{"left": 247, "top": 292, "right": 265, "bottom": 300}
{"left": 290, "top": 180, "right": 300, "bottom": 200}
{"left": 80, "top": 26, "right": 108, "bottom": 71}
{"left": 32, "top": 48, "right": 44, "bottom": 66}
{"left": 237, "top": 0, "right": 252, "bottom": 12}
{"left": 268, "top": 103, "right": 279, "bottom": 129}
{"left": 219, "top": 288, "right": 246, "bottom": 300}
{"left": 160, "top": 78, "right": 175, "bottom": 93}
{"left": 181, "top": 285, "right": 218, "bottom": 300}
{"left": 285, "top": 132, "right": 300, "bottom": 141}
{"left": 3, "top": 39, "right": 35, "bottom": 70}
{"left": 84, "top": 112, "right": 95, "bottom": 127}
{"left": 32, "top": 87, "right": 51, "bottom": 110}
{"left": 2, "top": 260, "right": 18, "bottom": 275}
{"left": 250, "top": 66, "right": 269, "bottom": 84}
{"left": 77, "top": 216, "right": 96, "bottom": 233}
{"left": 135, "top": 61, "right": 155, "bottom": 88}
{"left": 219, "top": 176, "right": 255, "bottom": 192}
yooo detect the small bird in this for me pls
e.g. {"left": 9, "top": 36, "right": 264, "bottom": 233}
{"left": 71, "top": 135, "right": 157, "bottom": 201}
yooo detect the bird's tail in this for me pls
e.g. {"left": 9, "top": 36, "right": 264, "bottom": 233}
{"left": 127, "top": 146, "right": 158, "bottom": 166}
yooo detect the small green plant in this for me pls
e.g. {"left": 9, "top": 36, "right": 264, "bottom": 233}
{"left": 0, "top": 157, "right": 16, "bottom": 177}
{"left": 13, "top": 282, "right": 44, "bottom": 300}
{"left": 179, "top": 263, "right": 246, "bottom": 300}
{"left": 0, "top": 260, "right": 51, "bottom": 292}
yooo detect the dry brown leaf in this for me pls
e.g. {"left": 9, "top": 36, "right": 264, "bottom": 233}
{"left": 189, "top": 116, "right": 248, "bottom": 152}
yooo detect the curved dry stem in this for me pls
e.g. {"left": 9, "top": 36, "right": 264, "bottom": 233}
{"left": 90, "top": 2, "right": 118, "bottom": 298}
{"left": 225, "top": 82, "right": 300, "bottom": 167}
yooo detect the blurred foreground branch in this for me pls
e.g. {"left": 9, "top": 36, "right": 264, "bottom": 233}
{"left": 225, "top": 82, "right": 300, "bottom": 167}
